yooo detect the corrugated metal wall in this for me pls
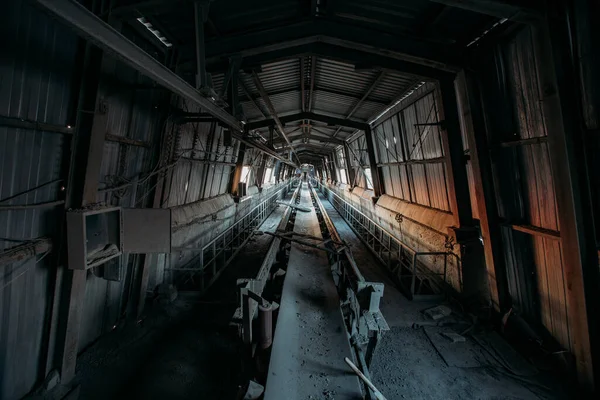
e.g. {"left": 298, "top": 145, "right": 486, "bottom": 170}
{"left": 163, "top": 98, "right": 238, "bottom": 208}
{"left": 79, "top": 57, "right": 169, "bottom": 352}
{"left": 479, "top": 26, "right": 571, "bottom": 351}
{"left": 0, "top": 1, "right": 78, "bottom": 398}
{"left": 371, "top": 84, "right": 451, "bottom": 212}
{"left": 347, "top": 134, "right": 370, "bottom": 189}
{"left": 0, "top": 1, "right": 174, "bottom": 397}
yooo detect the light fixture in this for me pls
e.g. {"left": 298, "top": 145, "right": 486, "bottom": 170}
{"left": 137, "top": 17, "right": 173, "bottom": 48}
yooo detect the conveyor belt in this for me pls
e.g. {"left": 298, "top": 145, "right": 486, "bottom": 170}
{"left": 264, "top": 182, "right": 363, "bottom": 400}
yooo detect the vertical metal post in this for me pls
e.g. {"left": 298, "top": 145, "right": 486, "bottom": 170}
{"left": 268, "top": 125, "right": 275, "bottom": 148}
{"left": 363, "top": 126, "right": 383, "bottom": 197}
{"left": 256, "top": 154, "right": 268, "bottom": 188}
{"left": 227, "top": 56, "right": 241, "bottom": 118}
{"left": 330, "top": 150, "right": 340, "bottom": 183}
{"left": 437, "top": 79, "right": 474, "bottom": 228}
{"left": 534, "top": 7, "right": 599, "bottom": 389}
{"left": 455, "top": 70, "right": 509, "bottom": 312}
{"left": 194, "top": 1, "right": 209, "bottom": 90}
{"left": 57, "top": 38, "right": 107, "bottom": 383}
{"left": 343, "top": 143, "right": 356, "bottom": 186}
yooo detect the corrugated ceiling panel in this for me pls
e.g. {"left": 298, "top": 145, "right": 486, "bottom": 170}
{"left": 258, "top": 59, "right": 300, "bottom": 93}
{"left": 315, "top": 58, "right": 377, "bottom": 97}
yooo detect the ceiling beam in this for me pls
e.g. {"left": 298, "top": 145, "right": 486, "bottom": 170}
{"left": 332, "top": 70, "right": 386, "bottom": 137}
{"left": 238, "top": 78, "right": 267, "bottom": 118}
{"left": 306, "top": 55, "right": 317, "bottom": 142}
{"left": 307, "top": 56, "right": 317, "bottom": 112}
{"left": 273, "top": 134, "right": 344, "bottom": 146}
{"left": 197, "top": 19, "right": 459, "bottom": 71}
{"left": 300, "top": 56, "right": 306, "bottom": 112}
{"left": 35, "top": 0, "right": 241, "bottom": 132}
{"left": 427, "top": 0, "right": 541, "bottom": 22}
{"left": 197, "top": 42, "right": 451, "bottom": 80}
{"left": 246, "top": 111, "right": 369, "bottom": 131}
{"left": 235, "top": 86, "right": 388, "bottom": 105}
{"left": 251, "top": 71, "right": 299, "bottom": 164}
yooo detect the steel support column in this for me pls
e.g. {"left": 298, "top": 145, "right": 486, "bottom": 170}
{"left": 343, "top": 143, "right": 356, "bottom": 186}
{"left": 455, "top": 70, "right": 509, "bottom": 312}
{"left": 363, "top": 127, "right": 383, "bottom": 197}
{"left": 227, "top": 57, "right": 241, "bottom": 119}
{"left": 534, "top": 7, "right": 599, "bottom": 389}
{"left": 330, "top": 150, "right": 340, "bottom": 183}
{"left": 256, "top": 154, "right": 268, "bottom": 188}
{"left": 194, "top": 1, "right": 209, "bottom": 89}
{"left": 55, "top": 37, "right": 108, "bottom": 383}
{"left": 437, "top": 80, "right": 474, "bottom": 227}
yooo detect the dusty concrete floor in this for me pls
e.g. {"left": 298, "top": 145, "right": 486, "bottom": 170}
{"left": 316, "top": 189, "right": 573, "bottom": 400}
{"left": 37, "top": 188, "right": 576, "bottom": 400}
{"left": 39, "top": 199, "right": 290, "bottom": 400}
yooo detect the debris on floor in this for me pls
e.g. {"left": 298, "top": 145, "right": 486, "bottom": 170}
{"left": 424, "top": 304, "right": 452, "bottom": 320}
{"left": 441, "top": 331, "right": 466, "bottom": 343}
{"left": 242, "top": 380, "right": 264, "bottom": 399}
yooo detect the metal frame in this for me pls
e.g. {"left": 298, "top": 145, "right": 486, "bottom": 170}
{"left": 318, "top": 182, "right": 460, "bottom": 301}
{"left": 308, "top": 181, "right": 388, "bottom": 400}
{"left": 235, "top": 181, "right": 301, "bottom": 344}
{"left": 167, "top": 182, "right": 292, "bottom": 293}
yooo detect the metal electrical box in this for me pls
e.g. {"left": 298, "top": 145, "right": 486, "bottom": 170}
{"left": 122, "top": 208, "right": 171, "bottom": 253}
{"left": 66, "top": 206, "right": 123, "bottom": 270}
{"left": 67, "top": 207, "right": 172, "bottom": 270}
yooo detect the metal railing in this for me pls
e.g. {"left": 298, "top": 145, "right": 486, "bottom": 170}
{"left": 318, "top": 181, "right": 459, "bottom": 301}
{"left": 168, "top": 181, "right": 293, "bottom": 292}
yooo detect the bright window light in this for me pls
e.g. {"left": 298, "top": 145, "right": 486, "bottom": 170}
{"left": 137, "top": 17, "right": 173, "bottom": 48}
{"left": 364, "top": 168, "right": 373, "bottom": 190}
{"left": 340, "top": 169, "right": 347, "bottom": 184}
{"left": 264, "top": 167, "right": 273, "bottom": 184}
{"left": 241, "top": 166, "right": 250, "bottom": 183}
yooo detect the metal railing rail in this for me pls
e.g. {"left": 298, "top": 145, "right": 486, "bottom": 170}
{"left": 317, "top": 180, "right": 460, "bottom": 301}
{"left": 168, "top": 180, "right": 295, "bottom": 292}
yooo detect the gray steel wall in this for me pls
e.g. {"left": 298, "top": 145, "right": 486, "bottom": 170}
{"left": 0, "top": 1, "right": 78, "bottom": 398}
{"left": 0, "top": 1, "right": 169, "bottom": 397}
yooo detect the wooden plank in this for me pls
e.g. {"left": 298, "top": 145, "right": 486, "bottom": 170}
{"left": 533, "top": 12, "right": 599, "bottom": 389}
{"left": 510, "top": 223, "right": 560, "bottom": 240}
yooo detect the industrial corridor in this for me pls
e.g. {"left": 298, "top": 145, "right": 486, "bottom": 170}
{"left": 1, "top": 0, "right": 599, "bottom": 399}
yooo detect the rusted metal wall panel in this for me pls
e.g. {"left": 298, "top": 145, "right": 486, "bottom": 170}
{"left": 0, "top": 1, "right": 78, "bottom": 398}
